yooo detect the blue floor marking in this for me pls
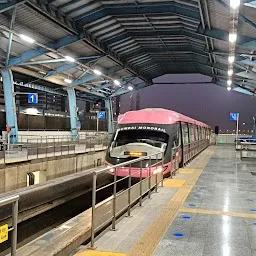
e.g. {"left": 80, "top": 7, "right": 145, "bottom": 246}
{"left": 182, "top": 216, "right": 191, "bottom": 219}
{"left": 173, "top": 233, "right": 184, "bottom": 237}
{"left": 189, "top": 203, "right": 196, "bottom": 207}
{"left": 250, "top": 209, "right": 256, "bottom": 212}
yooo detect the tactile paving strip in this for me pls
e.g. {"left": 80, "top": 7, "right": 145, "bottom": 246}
{"left": 127, "top": 148, "right": 215, "bottom": 256}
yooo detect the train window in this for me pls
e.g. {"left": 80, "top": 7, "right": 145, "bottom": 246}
{"left": 189, "top": 125, "right": 194, "bottom": 142}
{"left": 182, "top": 123, "right": 189, "bottom": 145}
{"left": 110, "top": 129, "right": 169, "bottom": 159}
{"left": 195, "top": 126, "right": 198, "bottom": 141}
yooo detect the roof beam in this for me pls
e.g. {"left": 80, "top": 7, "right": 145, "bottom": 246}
{"left": 0, "top": 0, "right": 25, "bottom": 13}
{"left": 8, "top": 34, "right": 84, "bottom": 66}
{"left": 75, "top": 2, "right": 200, "bottom": 28}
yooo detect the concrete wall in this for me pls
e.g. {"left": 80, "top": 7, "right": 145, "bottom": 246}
{"left": 0, "top": 150, "right": 106, "bottom": 193}
{"left": 2, "top": 130, "right": 108, "bottom": 142}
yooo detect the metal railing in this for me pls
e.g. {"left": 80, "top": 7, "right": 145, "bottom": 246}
{"left": 0, "top": 195, "right": 19, "bottom": 256}
{"left": 183, "top": 139, "right": 209, "bottom": 165}
{"left": 90, "top": 147, "right": 180, "bottom": 248}
{"left": 239, "top": 142, "right": 256, "bottom": 160}
{"left": 0, "top": 134, "right": 111, "bottom": 164}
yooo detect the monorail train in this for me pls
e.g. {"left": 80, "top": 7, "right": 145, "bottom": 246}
{"left": 105, "top": 108, "right": 211, "bottom": 178}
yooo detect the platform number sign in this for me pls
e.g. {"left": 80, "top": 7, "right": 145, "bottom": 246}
{"left": 98, "top": 111, "right": 105, "bottom": 119}
{"left": 28, "top": 93, "right": 38, "bottom": 104}
{"left": 230, "top": 112, "right": 239, "bottom": 121}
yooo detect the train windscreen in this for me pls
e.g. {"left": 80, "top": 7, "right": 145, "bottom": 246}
{"left": 109, "top": 129, "right": 168, "bottom": 159}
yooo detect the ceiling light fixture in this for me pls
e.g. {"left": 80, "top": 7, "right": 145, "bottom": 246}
{"left": 93, "top": 69, "right": 102, "bottom": 76}
{"left": 228, "top": 69, "right": 233, "bottom": 76}
{"left": 229, "top": 33, "right": 237, "bottom": 43}
{"left": 19, "top": 34, "right": 35, "bottom": 44}
{"left": 114, "top": 80, "right": 121, "bottom": 86}
{"left": 65, "top": 56, "right": 75, "bottom": 62}
{"left": 64, "top": 78, "right": 72, "bottom": 84}
{"left": 230, "top": 0, "right": 240, "bottom": 9}
{"left": 228, "top": 56, "right": 235, "bottom": 63}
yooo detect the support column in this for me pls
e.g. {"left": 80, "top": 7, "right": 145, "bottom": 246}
{"left": 67, "top": 87, "right": 78, "bottom": 138}
{"left": 1, "top": 69, "right": 18, "bottom": 143}
{"left": 104, "top": 98, "right": 114, "bottom": 134}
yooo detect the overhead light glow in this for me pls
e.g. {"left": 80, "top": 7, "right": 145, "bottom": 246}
{"left": 228, "top": 69, "right": 233, "bottom": 76}
{"left": 128, "top": 86, "right": 133, "bottom": 91}
{"left": 114, "top": 80, "right": 121, "bottom": 86}
{"left": 229, "top": 33, "right": 237, "bottom": 43}
{"left": 26, "top": 108, "right": 38, "bottom": 115}
{"left": 230, "top": 0, "right": 240, "bottom": 9}
{"left": 227, "top": 79, "right": 232, "bottom": 86}
{"left": 227, "top": 86, "right": 231, "bottom": 91}
{"left": 93, "top": 69, "right": 102, "bottom": 76}
{"left": 64, "top": 78, "right": 72, "bottom": 84}
{"left": 65, "top": 56, "right": 75, "bottom": 62}
{"left": 228, "top": 56, "right": 235, "bottom": 63}
{"left": 19, "top": 34, "right": 35, "bottom": 44}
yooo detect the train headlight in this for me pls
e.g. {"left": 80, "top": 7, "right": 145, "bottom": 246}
{"left": 153, "top": 167, "right": 163, "bottom": 174}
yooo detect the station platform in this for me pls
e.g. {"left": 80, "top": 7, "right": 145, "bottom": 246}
{"left": 74, "top": 145, "right": 256, "bottom": 256}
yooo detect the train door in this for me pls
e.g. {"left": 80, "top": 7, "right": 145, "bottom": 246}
{"left": 181, "top": 123, "right": 189, "bottom": 166}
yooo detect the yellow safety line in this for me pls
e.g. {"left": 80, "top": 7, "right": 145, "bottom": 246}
{"left": 163, "top": 179, "right": 186, "bottom": 187}
{"left": 127, "top": 148, "right": 215, "bottom": 256}
{"left": 76, "top": 250, "right": 126, "bottom": 256}
{"left": 179, "top": 208, "right": 256, "bottom": 219}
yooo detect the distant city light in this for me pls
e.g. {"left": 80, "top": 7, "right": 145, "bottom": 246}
{"left": 227, "top": 79, "right": 232, "bottom": 86}
{"left": 65, "top": 56, "right": 75, "bottom": 62}
{"left": 128, "top": 86, "right": 133, "bottom": 91}
{"left": 227, "top": 86, "right": 231, "bottom": 91}
{"left": 19, "top": 34, "right": 35, "bottom": 44}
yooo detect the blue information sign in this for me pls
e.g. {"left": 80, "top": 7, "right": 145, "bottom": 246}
{"left": 230, "top": 112, "right": 239, "bottom": 121}
{"left": 28, "top": 93, "right": 38, "bottom": 104}
{"left": 98, "top": 111, "right": 105, "bottom": 119}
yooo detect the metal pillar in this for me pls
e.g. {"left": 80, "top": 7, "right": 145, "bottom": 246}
{"left": 67, "top": 87, "right": 78, "bottom": 138}
{"left": 104, "top": 98, "right": 114, "bottom": 134}
{"left": 1, "top": 69, "right": 18, "bottom": 143}
{"left": 253, "top": 116, "right": 256, "bottom": 137}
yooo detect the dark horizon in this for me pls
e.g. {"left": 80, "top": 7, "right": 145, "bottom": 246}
{"left": 120, "top": 74, "right": 256, "bottom": 133}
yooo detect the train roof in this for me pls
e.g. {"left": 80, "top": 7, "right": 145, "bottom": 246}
{"left": 118, "top": 108, "right": 210, "bottom": 128}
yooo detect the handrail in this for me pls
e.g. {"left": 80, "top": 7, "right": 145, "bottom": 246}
{"left": 94, "top": 151, "right": 163, "bottom": 174}
{"left": 0, "top": 195, "right": 19, "bottom": 256}
{"left": 90, "top": 148, "right": 178, "bottom": 248}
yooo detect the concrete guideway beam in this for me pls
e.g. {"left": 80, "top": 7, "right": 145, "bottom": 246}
{"left": 67, "top": 87, "right": 78, "bottom": 138}
{"left": 1, "top": 69, "right": 18, "bottom": 143}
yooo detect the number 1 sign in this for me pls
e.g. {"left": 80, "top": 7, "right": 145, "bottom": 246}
{"left": 28, "top": 93, "right": 38, "bottom": 104}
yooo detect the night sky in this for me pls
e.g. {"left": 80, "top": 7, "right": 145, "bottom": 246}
{"left": 120, "top": 74, "right": 256, "bottom": 133}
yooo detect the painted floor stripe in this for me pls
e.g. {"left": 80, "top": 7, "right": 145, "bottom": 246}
{"left": 163, "top": 179, "right": 186, "bottom": 187}
{"left": 179, "top": 169, "right": 194, "bottom": 174}
{"left": 76, "top": 251, "right": 126, "bottom": 256}
{"left": 127, "top": 148, "right": 215, "bottom": 256}
{"left": 179, "top": 208, "right": 256, "bottom": 219}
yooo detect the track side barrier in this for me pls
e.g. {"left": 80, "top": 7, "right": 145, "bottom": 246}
{"left": 0, "top": 195, "right": 19, "bottom": 256}
{"left": 90, "top": 147, "right": 180, "bottom": 249}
